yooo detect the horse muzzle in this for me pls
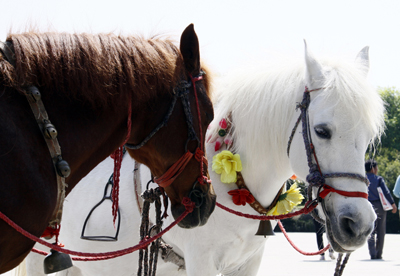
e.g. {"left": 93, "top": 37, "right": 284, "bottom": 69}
{"left": 323, "top": 197, "right": 376, "bottom": 252}
{"left": 172, "top": 184, "right": 216, "bottom": 229}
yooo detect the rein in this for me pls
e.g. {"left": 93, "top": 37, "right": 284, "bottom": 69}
{"left": 0, "top": 200, "right": 195, "bottom": 261}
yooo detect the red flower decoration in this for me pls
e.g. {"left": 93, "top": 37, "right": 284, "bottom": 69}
{"left": 228, "top": 189, "right": 255, "bottom": 206}
{"left": 219, "top": 118, "right": 228, "bottom": 129}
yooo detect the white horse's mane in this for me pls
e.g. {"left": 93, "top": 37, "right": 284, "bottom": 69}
{"left": 209, "top": 54, "right": 385, "bottom": 169}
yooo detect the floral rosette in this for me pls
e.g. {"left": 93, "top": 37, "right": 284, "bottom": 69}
{"left": 267, "top": 183, "right": 304, "bottom": 215}
{"left": 212, "top": 150, "right": 242, "bottom": 183}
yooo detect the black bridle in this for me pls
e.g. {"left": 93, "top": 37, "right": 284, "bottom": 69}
{"left": 125, "top": 72, "right": 204, "bottom": 151}
{"left": 287, "top": 86, "right": 369, "bottom": 222}
{"left": 287, "top": 86, "right": 371, "bottom": 275}
{"left": 126, "top": 71, "right": 211, "bottom": 208}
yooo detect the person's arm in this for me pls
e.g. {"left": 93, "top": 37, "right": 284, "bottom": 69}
{"left": 379, "top": 178, "right": 395, "bottom": 203}
{"left": 380, "top": 177, "right": 397, "bottom": 213}
{"left": 391, "top": 203, "right": 398, "bottom": 214}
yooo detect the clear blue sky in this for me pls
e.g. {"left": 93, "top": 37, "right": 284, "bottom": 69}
{"left": 1, "top": 0, "right": 399, "bottom": 89}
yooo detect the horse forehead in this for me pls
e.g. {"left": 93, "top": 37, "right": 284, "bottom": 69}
{"left": 309, "top": 97, "right": 365, "bottom": 131}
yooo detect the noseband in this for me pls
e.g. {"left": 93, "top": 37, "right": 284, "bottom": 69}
{"left": 125, "top": 71, "right": 211, "bottom": 207}
{"left": 287, "top": 86, "right": 369, "bottom": 223}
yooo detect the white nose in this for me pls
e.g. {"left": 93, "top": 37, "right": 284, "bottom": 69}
{"left": 326, "top": 199, "right": 376, "bottom": 251}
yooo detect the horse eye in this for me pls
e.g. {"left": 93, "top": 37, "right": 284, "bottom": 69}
{"left": 314, "top": 125, "right": 331, "bottom": 139}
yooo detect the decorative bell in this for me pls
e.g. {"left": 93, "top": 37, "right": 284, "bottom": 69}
{"left": 43, "top": 249, "right": 73, "bottom": 274}
{"left": 255, "top": 220, "right": 275, "bottom": 237}
{"left": 56, "top": 157, "right": 71, "bottom": 178}
{"left": 27, "top": 86, "right": 41, "bottom": 103}
{"left": 43, "top": 121, "right": 58, "bottom": 140}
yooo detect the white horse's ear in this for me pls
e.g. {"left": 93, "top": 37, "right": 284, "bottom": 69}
{"left": 304, "top": 40, "right": 324, "bottom": 88}
{"left": 355, "top": 46, "right": 369, "bottom": 76}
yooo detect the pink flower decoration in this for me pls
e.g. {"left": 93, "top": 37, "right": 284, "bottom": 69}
{"left": 219, "top": 118, "right": 227, "bottom": 129}
{"left": 215, "top": 141, "right": 221, "bottom": 151}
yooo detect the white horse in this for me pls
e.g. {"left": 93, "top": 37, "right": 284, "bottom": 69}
{"left": 23, "top": 42, "right": 384, "bottom": 276}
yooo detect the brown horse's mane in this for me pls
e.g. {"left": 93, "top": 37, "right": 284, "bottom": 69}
{"left": 0, "top": 31, "right": 211, "bottom": 107}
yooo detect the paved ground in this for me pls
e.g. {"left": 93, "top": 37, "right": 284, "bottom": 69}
{"left": 257, "top": 232, "right": 399, "bottom": 276}
{"left": 2, "top": 233, "right": 399, "bottom": 275}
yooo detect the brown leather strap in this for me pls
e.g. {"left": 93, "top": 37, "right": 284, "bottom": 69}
{"left": 236, "top": 172, "right": 284, "bottom": 215}
{"left": 1, "top": 41, "right": 67, "bottom": 227}
{"left": 25, "top": 86, "right": 68, "bottom": 226}
{"left": 0, "top": 41, "right": 16, "bottom": 67}
{"left": 215, "top": 115, "right": 285, "bottom": 215}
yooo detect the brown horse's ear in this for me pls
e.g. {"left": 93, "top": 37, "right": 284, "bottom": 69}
{"left": 180, "top": 24, "right": 200, "bottom": 76}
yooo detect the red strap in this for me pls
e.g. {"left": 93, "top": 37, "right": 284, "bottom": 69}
{"left": 192, "top": 75, "right": 203, "bottom": 82}
{"left": 319, "top": 184, "right": 368, "bottom": 199}
{"left": 155, "top": 151, "right": 194, "bottom": 188}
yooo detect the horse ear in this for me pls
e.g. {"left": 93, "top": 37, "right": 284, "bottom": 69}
{"left": 355, "top": 46, "right": 370, "bottom": 76}
{"left": 180, "top": 24, "right": 200, "bottom": 76}
{"left": 304, "top": 40, "right": 324, "bottom": 88}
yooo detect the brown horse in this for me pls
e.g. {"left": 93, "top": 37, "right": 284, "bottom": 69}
{"left": 0, "top": 24, "right": 216, "bottom": 273}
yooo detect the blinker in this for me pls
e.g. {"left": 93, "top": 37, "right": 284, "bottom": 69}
{"left": 255, "top": 220, "right": 275, "bottom": 237}
{"left": 43, "top": 120, "right": 58, "bottom": 139}
{"left": 27, "top": 86, "right": 41, "bottom": 103}
{"left": 56, "top": 156, "right": 71, "bottom": 178}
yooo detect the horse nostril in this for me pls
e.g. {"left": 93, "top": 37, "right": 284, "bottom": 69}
{"left": 339, "top": 215, "right": 359, "bottom": 238}
{"left": 188, "top": 188, "right": 204, "bottom": 208}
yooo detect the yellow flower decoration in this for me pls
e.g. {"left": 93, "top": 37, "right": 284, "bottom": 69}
{"left": 212, "top": 150, "right": 242, "bottom": 183}
{"left": 267, "top": 183, "right": 304, "bottom": 216}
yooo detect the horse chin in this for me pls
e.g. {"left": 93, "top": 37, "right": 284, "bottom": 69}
{"left": 325, "top": 219, "right": 356, "bottom": 253}
{"left": 324, "top": 202, "right": 375, "bottom": 253}
{"left": 172, "top": 193, "right": 216, "bottom": 229}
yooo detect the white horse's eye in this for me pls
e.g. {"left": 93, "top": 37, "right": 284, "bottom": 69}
{"left": 314, "top": 125, "right": 331, "bottom": 139}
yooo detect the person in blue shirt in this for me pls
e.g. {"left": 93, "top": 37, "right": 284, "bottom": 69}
{"left": 365, "top": 159, "right": 397, "bottom": 260}
{"left": 394, "top": 175, "right": 400, "bottom": 219}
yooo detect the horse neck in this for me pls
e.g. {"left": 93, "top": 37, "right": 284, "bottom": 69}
{"left": 210, "top": 84, "right": 304, "bottom": 208}
{"left": 238, "top": 146, "right": 293, "bottom": 208}
{"left": 206, "top": 141, "right": 292, "bottom": 210}
{"left": 41, "top": 88, "right": 132, "bottom": 194}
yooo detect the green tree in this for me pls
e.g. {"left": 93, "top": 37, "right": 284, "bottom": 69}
{"left": 367, "top": 87, "right": 400, "bottom": 233}
{"left": 379, "top": 87, "right": 400, "bottom": 151}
